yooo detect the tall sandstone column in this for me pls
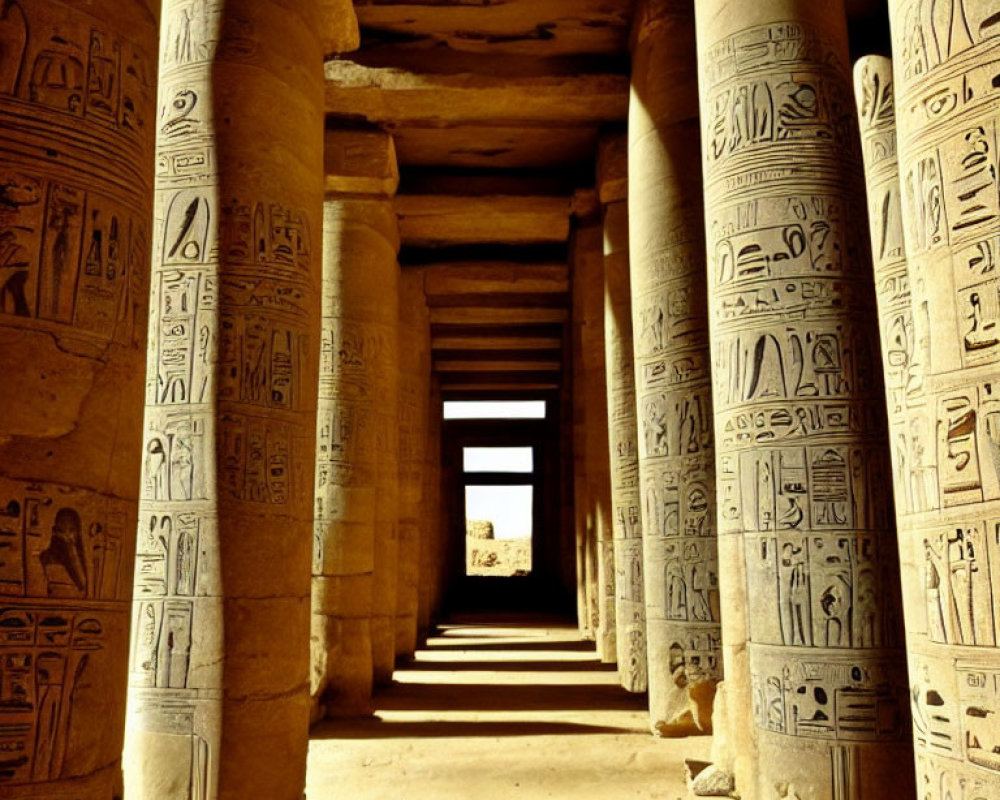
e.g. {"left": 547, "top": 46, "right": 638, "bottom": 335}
{"left": 696, "top": 1, "right": 913, "bottom": 797}
{"left": 629, "top": 0, "right": 721, "bottom": 735}
{"left": 397, "top": 266, "right": 431, "bottom": 658}
{"left": 0, "top": 2, "right": 158, "bottom": 797}
{"left": 125, "top": 2, "right": 323, "bottom": 798}
{"left": 885, "top": 4, "right": 1000, "bottom": 795}
{"left": 574, "top": 218, "right": 616, "bottom": 660}
{"left": 599, "top": 137, "right": 648, "bottom": 692}
{"left": 311, "top": 129, "right": 399, "bottom": 715}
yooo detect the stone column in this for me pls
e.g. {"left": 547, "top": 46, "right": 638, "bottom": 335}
{"left": 599, "top": 137, "right": 648, "bottom": 692}
{"left": 696, "top": 1, "right": 913, "bottom": 797}
{"left": 885, "top": 4, "right": 1000, "bottom": 795}
{"left": 0, "top": 2, "right": 158, "bottom": 797}
{"left": 422, "top": 375, "right": 445, "bottom": 631}
{"left": 572, "top": 248, "right": 595, "bottom": 640}
{"left": 312, "top": 128, "right": 400, "bottom": 713}
{"left": 629, "top": 0, "right": 720, "bottom": 735}
{"left": 574, "top": 219, "right": 616, "bottom": 661}
{"left": 397, "top": 266, "right": 431, "bottom": 659}
{"left": 125, "top": 2, "right": 323, "bottom": 799}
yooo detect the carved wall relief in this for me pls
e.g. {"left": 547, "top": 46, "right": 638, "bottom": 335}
{"left": 630, "top": 0, "right": 721, "bottom": 735}
{"left": 696, "top": 3, "right": 913, "bottom": 797}
{"left": 126, "top": 1, "right": 323, "bottom": 799}
{"left": 0, "top": 2, "right": 158, "bottom": 797}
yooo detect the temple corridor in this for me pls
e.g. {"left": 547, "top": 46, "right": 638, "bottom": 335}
{"left": 5, "top": 1, "right": 1000, "bottom": 799}
{"left": 307, "top": 615, "right": 710, "bottom": 800}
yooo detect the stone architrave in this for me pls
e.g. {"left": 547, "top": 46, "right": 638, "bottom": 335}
{"left": 313, "top": 185, "right": 401, "bottom": 713}
{"left": 125, "top": 2, "right": 324, "bottom": 799}
{"left": 886, "top": 4, "right": 1000, "bottom": 795}
{"left": 629, "top": 0, "right": 720, "bottom": 735}
{"left": 397, "top": 266, "right": 431, "bottom": 658}
{"left": 0, "top": 2, "right": 158, "bottom": 797}
{"left": 696, "top": 1, "right": 914, "bottom": 797}
{"left": 600, "top": 155, "right": 648, "bottom": 692}
{"left": 575, "top": 219, "right": 616, "bottom": 661}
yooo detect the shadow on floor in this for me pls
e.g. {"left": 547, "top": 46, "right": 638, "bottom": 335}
{"left": 400, "top": 658, "right": 617, "bottom": 673}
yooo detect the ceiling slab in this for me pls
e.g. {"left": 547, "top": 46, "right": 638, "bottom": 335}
{"left": 396, "top": 194, "right": 570, "bottom": 246}
{"left": 325, "top": 61, "right": 629, "bottom": 125}
{"left": 352, "top": 0, "right": 633, "bottom": 57}
{"left": 429, "top": 307, "right": 568, "bottom": 325}
{"left": 392, "top": 123, "right": 599, "bottom": 168}
{"left": 424, "top": 263, "right": 569, "bottom": 296}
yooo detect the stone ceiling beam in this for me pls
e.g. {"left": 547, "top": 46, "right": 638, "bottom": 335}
{"left": 423, "top": 263, "right": 569, "bottom": 296}
{"left": 325, "top": 61, "right": 628, "bottom": 124}
{"left": 429, "top": 307, "right": 569, "bottom": 325}
{"left": 431, "top": 335, "right": 564, "bottom": 351}
{"left": 396, "top": 195, "right": 570, "bottom": 246}
{"left": 351, "top": 0, "right": 633, "bottom": 57}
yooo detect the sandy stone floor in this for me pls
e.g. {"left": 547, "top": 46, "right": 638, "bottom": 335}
{"left": 307, "top": 615, "right": 711, "bottom": 799}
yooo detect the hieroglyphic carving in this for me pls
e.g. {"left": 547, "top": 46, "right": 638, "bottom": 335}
{"left": 0, "top": 1, "right": 156, "bottom": 796}
{"left": 629, "top": 0, "right": 719, "bottom": 733}
{"left": 697, "top": 4, "right": 912, "bottom": 796}
{"left": 126, "top": 1, "right": 321, "bottom": 798}
{"left": 603, "top": 198, "right": 647, "bottom": 693}
{"left": 883, "top": 3, "right": 1000, "bottom": 794}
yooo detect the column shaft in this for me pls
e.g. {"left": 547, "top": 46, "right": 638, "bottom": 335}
{"left": 0, "top": 2, "right": 158, "bottom": 796}
{"left": 886, "top": 4, "right": 1000, "bottom": 794}
{"left": 603, "top": 193, "right": 649, "bottom": 693}
{"left": 630, "top": 0, "right": 721, "bottom": 735}
{"left": 313, "top": 194, "right": 399, "bottom": 714}
{"left": 575, "top": 219, "right": 616, "bottom": 661}
{"left": 696, "top": 1, "right": 913, "bottom": 796}
{"left": 397, "top": 267, "right": 430, "bottom": 658}
{"left": 126, "top": 2, "right": 323, "bottom": 798}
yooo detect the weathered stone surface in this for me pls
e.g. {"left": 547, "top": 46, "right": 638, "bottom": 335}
{"left": 687, "top": 762, "right": 736, "bottom": 797}
{"left": 320, "top": 0, "right": 360, "bottom": 56}
{"left": 879, "top": 4, "right": 1000, "bottom": 794}
{"left": 126, "top": 3, "right": 324, "bottom": 798}
{"left": 630, "top": 0, "right": 720, "bottom": 736}
{"left": 602, "top": 188, "right": 648, "bottom": 693}
{"left": 0, "top": 2, "right": 158, "bottom": 796}
{"left": 696, "top": 1, "right": 912, "bottom": 797}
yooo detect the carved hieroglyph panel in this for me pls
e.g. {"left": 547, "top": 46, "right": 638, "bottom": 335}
{"left": 127, "top": 1, "right": 322, "bottom": 799}
{"left": 629, "top": 0, "right": 720, "bottom": 734}
{"left": 885, "top": 2, "right": 1000, "bottom": 795}
{"left": 697, "top": 3, "right": 913, "bottom": 797}
{"left": 604, "top": 200, "right": 648, "bottom": 693}
{"left": 0, "top": 1, "right": 157, "bottom": 796}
